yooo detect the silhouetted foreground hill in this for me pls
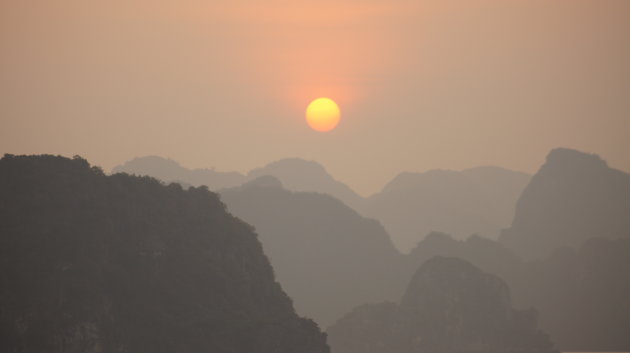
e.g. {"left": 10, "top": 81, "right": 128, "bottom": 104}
{"left": 366, "top": 167, "right": 530, "bottom": 252}
{"left": 501, "top": 148, "right": 630, "bottom": 260}
{"left": 0, "top": 154, "right": 329, "bottom": 353}
{"left": 327, "top": 257, "right": 558, "bottom": 353}
{"left": 220, "top": 177, "right": 404, "bottom": 328}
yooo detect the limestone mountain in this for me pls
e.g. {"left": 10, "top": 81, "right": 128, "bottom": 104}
{"left": 500, "top": 148, "right": 630, "bottom": 260}
{"left": 327, "top": 256, "right": 558, "bottom": 353}
{"left": 113, "top": 157, "right": 530, "bottom": 255}
{"left": 0, "top": 154, "right": 329, "bottom": 353}
{"left": 248, "top": 158, "right": 365, "bottom": 211}
{"left": 365, "top": 166, "right": 530, "bottom": 252}
{"left": 220, "top": 177, "right": 404, "bottom": 328}
{"left": 405, "top": 233, "right": 630, "bottom": 351}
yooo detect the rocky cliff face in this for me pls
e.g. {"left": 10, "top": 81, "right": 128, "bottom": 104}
{"left": 327, "top": 256, "right": 558, "bottom": 353}
{"left": 0, "top": 154, "right": 329, "bottom": 353}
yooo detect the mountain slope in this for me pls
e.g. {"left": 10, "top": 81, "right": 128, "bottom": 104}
{"left": 248, "top": 158, "right": 365, "bottom": 211}
{"left": 405, "top": 233, "right": 630, "bottom": 351}
{"left": 220, "top": 177, "right": 404, "bottom": 328}
{"left": 500, "top": 148, "right": 630, "bottom": 259}
{"left": 0, "top": 154, "right": 329, "bottom": 353}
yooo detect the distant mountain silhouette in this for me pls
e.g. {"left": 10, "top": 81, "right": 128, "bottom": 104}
{"left": 365, "top": 166, "right": 530, "bottom": 252}
{"left": 500, "top": 148, "right": 630, "bottom": 260}
{"left": 112, "top": 156, "right": 247, "bottom": 189}
{"left": 0, "top": 154, "right": 329, "bottom": 353}
{"left": 327, "top": 256, "right": 558, "bottom": 353}
{"left": 113, "top": 157, "right": 364, "bottom": 210}
{"left": 113, "top": 157, "right": 531, "bottom": 254}
{"left": 407, "top": 232, "right": 523, "bottom": 286}
{"left": 248, "top": 158, "right": 365, "bottom": 211}
{"left": 220, "top": 177, "right": 404, "bottom": 328}
{"left": 234, "top": 174, "right": 285, "bottom": 189}
{"left": 405, "top": 233, "right": 630, "bottom": 351}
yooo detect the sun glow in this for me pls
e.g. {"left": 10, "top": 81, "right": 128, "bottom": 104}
{"left": 305, "top": 98, "right": 341, "bottom": 132}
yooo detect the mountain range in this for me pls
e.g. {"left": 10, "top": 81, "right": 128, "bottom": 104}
{"left": 8, "top": 147, "right": 629, "bottom": 352}
{"left": 220, "top": 176, "right": 404, "bottom": 327}
{"left": 113, "top": 156, "right": 531, "bottom": 252}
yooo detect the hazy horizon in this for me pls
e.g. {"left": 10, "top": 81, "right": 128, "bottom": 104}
{"left": 2, "top": 0, "right": 630, "bottom": 195}
{"left": 110, "top": 148, "right": 630, "bottom": 197}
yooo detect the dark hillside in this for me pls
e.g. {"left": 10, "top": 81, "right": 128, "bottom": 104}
{"left": 0, "top": 154, "right": 329, "bottom": 353}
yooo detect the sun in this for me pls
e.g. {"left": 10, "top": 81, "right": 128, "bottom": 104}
{"left": 305, "top": 97, "right": 340, "bottom": 132}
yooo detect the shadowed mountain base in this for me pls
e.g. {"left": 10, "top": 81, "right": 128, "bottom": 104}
{"left": 327, "top": 257, "right": 559, "bottom": 353}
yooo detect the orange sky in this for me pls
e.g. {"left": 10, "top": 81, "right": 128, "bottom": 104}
{"left": 1, "top": 0, "right": 629, "bottom": 195}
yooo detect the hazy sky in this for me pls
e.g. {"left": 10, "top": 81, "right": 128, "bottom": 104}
{"left": 2, "top": 0, "right": 629, "bottom": 195}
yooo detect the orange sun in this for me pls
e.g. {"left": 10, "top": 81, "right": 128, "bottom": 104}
{"left": 305, "top": 97, "right": 340, "bottom": 132}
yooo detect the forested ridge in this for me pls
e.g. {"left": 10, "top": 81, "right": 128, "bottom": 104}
{"left": 0, "top": 154, "right": 329, "bottom": 353}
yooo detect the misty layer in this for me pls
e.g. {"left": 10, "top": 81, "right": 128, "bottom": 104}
{"left": 2, "top": 147, "right": 629, "bottom": 352}
{"left": 114, "top": 157, "right": 530, "bottom": 252}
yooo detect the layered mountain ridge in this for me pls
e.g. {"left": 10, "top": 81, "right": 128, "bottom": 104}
{"left": 84, "top": 147, "right": 630, "bottom": 351}
{"left": 220, "top": 176, "right": 404, "bottom": 328}
{"left": 113, "top": 156, "right": 531, "bottom": 252}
